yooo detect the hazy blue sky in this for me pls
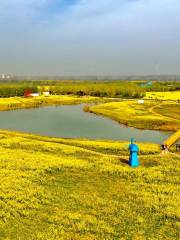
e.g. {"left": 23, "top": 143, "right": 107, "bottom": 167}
{"left": 0, "top": 0, "right": 180, "bottom": 76}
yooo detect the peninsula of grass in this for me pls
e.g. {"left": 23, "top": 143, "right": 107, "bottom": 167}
{"left": 87, "top": 100, "right": 180, "bottom": 131}
{"left": 0, "top": 95, "right": 101, "bottom": 111}
{"left": 0, "top": 130, "right": 179, "bottom": 239}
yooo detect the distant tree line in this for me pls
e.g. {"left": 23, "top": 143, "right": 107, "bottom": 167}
{"left": 0, "top": 80, "right": 179, "bottom": 98}
{"left": 47, "top": 82, "right": 146, "bottom": 98}
{"left": 144, "top": 81, "right": 180, "bottom": 92}
{"left": 0, "top": 84, "right": 38, "bottom": 98}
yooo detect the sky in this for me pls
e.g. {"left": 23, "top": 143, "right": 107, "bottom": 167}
{"left": 0, "top": 0, "right": 180, "bottom": 76}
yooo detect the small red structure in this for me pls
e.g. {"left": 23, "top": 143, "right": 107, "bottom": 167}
{"left": 24, "top": 89, "right": 32, "bottom": 97}
{"left": 24, "top": 90, "right": 40, "bottom": 97}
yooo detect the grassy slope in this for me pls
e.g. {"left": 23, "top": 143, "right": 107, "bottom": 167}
{"left": 0, "top": 130, "right": 179, "bottom": 240}
{"left": 89, "top": 100, "right": 180, "bottom": 131}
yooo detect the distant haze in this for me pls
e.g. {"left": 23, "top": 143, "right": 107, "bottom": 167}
{"left": 0, "top": 0, "right": 180, "bottom": 76}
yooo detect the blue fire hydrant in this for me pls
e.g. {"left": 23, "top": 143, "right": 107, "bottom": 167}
{"left": 129, "top": 138, "right": 140, "bottom": 167}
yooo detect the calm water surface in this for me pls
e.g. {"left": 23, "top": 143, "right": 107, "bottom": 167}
{"left": 0, "top": 104, "right": 172, "bottom": 143}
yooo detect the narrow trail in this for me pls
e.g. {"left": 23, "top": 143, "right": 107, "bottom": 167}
{"left": 149, "top": 104, "right": 162, "bottom": 117}
{"left": 148, "top": 103, "right": 179, "bottom": 121}
{"left": 0, "top": 130, "right": 161, "bottom": 159}
{"left": 19, "top": 134, "right": 180, "bottom": 159}
{"left": 99, "top": 151, "right": 180, "bottom": 160}
{"left": 1, "top": 130, "right": 179, "bottom": 160}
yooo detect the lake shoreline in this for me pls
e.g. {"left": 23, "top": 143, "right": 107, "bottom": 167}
{"left": 0, "top": 95, "right": 179, "bottom": 133}
{"left": 87, "top": 108, "right": 177, "bottom": 132}
{"left": 0, "top": 104, "right": 172, "bottom": 144}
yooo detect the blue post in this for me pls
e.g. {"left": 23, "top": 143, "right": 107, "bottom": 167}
{"left": 129, "top": 138, "right": 140, "bottom": 167}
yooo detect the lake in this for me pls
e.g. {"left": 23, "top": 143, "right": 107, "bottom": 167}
{"left": 0, "top": 104, "right": 172, "bottom": 143}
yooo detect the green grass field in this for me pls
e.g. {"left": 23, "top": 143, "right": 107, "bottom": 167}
{"left": 0, "top": 130, "right": 179, "bottom": 239}
{"left": 88, "top": 100, "right": 180, "bottom": 131}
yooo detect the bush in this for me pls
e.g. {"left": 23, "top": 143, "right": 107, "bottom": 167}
{"left": 83, "top": 105, "right": 90, "bottom": 112}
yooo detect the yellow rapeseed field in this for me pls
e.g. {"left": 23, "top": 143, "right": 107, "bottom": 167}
{"left": 0, "top": 95, "right": 100, "bottom": 111}
{"left": 0, "top": 130, "right": 179, "bottom": 239}
{"left": 145, "top": 91, "right": 180, "bottom": 101}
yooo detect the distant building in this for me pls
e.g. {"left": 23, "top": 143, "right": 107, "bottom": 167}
{"left": 0, "top": 74, "right": 11, "bottom": 79}
{"left": 24, "top": 90, "right": 39, "bottom": 97}
{"left": 31, "top": 93, "right": 40, "bottom": 97}
{"left": 137, "top": 100, "right": 145, "bottom": 104}
{"left": 24, "top": 89, "right": 32, "bottom": 97}
{"left": 43, "top": 91, "right": 50, "bottom": 96}
{"left": 139, "top": 81, "right": 153, "bottom": 87}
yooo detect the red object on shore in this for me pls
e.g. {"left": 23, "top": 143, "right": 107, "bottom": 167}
{"left": 24, "top": 89, "right": 32, "bottom": 97}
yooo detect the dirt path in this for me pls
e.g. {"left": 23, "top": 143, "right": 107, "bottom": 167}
{"left": 149, "top": 103, "right": 162, "bottom": 117}
{"left": 148, "top": 103, "right": 178, "bottom": 121}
